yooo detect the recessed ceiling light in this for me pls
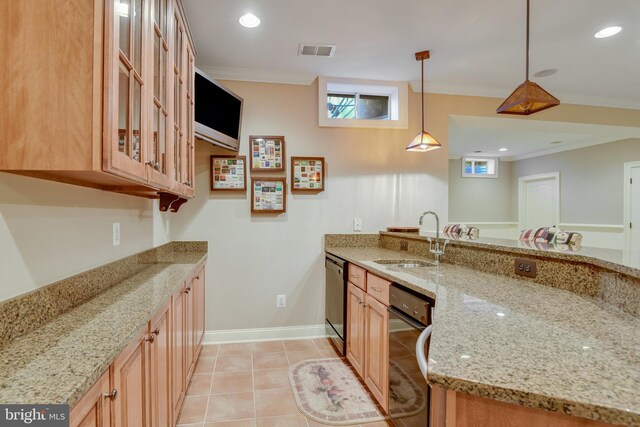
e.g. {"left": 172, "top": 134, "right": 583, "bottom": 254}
{"left": 594, "top": 26, "right": 622, "bottom": 38}
{"left": 533, "top": 68, "right": 558, "bottom": 78}
{"left": 473, "top": 150, "right": 484, "bottom": 153}
{"left": 496, "top": 312, "right": 506, "bottom": 317}
{"left": 550, "top": 140, "right": 562, "bottom": 145}
{"left": 499, "top": 148, "right": 508, "bottom": 152}
{"left": 239, "top": 13, "right": 260, "bottom": 28}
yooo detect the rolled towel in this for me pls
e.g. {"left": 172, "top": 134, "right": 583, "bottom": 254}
{"left": 444, "top": 224, "right": 479, "bottom": 240}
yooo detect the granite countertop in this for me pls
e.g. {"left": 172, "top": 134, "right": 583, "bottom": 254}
{"left": 0, "top": 251, "right": 207, "bottom": 407}
{"left": 381, "top": 231, "right": 640, "bottom": 279}
{"left": 326, "top": 246, "right": 640, "bottom": 426}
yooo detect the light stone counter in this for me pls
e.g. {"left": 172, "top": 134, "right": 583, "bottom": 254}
{"left": 0, "top": 250, "right": 207, "bottom": 408}
{"left": 326, "top": 246, "right": 640, "bottom": 426}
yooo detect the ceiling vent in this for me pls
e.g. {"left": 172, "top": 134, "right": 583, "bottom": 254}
{"left": 298, "top": 43, "right": 336, "bottom": 57}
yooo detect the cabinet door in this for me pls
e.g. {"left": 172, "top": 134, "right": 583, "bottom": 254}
{"left": 171, "top": 284, "right": 186, "bottom": 425}
{"left": 147, "top": 0, "right": 173, "bottom": 189}
{"left": 346, "top": 282, "right": 366, "bottom": 377}
{"left": 70, "top": 369, "right": 111, "bottom": 427}
{"left": 183, "top": 41, "right": 195, "bottom": 196}
{"left": 193, "top": 266, "right": 205, "bottom": 351}
{"left": 364, "top": 294, "right": 389, "bottom": 413}
{"left": 171, "top": 6, "right": 186, "bottom": 193}
{"left": 104, "top": 0, "right": 150, "bottom": 183}
{"left": 150, "top": 303, "right": 171, "bottom": 427}
{"left": 112, "top": 325, "right": 151, "bottom": 427}
{"left": 184, "top": 278, "right": 195, "bottom": 379}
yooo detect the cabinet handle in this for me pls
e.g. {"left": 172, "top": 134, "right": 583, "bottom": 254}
{"left": 371, "top": 286, "right": 381, "bottom": 292}
{"left": 146, "top": 160, "right": 159, "bottom": 168}
{"left": 363, "top": 304, "right": 369, "bottom": 308}
{"left": 104, "top": 389, "right": 118, "bottom": 400}
{"left": 145, "top": 334, "right": 155, "bottom": 343}
{"left": 153, "top": 328, "right": 160, "bottom": 335}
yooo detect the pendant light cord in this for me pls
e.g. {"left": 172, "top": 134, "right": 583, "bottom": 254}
{"left": 421, "top": 58, "right": 425, "bottom": 133}
{"left": 526, "top": 0, "right": 530, "bottom": 81}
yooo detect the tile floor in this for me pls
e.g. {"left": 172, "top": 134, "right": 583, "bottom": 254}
{"left": 177, "top": 338, "right": 393, "bottom": 427}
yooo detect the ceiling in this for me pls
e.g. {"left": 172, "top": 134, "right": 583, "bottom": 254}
{"left": 183, "top": 0, "right": 640, "bottom": 109}
{"left": 448, "top": 115, "right": 640, "bottom": 160}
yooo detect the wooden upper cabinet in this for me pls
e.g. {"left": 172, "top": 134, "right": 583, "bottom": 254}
{"left": 0, "top": 0, "right": 196, "bottom": 199}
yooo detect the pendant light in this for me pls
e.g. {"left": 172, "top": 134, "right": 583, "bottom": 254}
{"left": 497, "top": 0, "right": 559, "bottom": 115}
{"left": 406, "top": 50, "right": 441, "bottom": 152}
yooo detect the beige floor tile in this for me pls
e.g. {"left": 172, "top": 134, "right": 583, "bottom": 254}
{"left": 252, "top": 340, "right": 285, "bottom": 353}
{"left": 283, "top": 339, "right": 317, "bottom": 352}
{"left": 360, "top": 420, "right": 394, "bottom": 426}
{"left": 177, "top": 395, "right": 209, "bottom": 424}
{"left": 253, "top": 368, "right": 291, "bottom": 390}
{"left": 255, "top": 414, "right": 308, "bottom": 427}
{"left": 285, "top": 350, "right": 322, "bottom": 365}
{"left": 201, "top": 344, "right": 220, "bottom": 357}
{"left": 204, "top": 419, "right": 257, "bottom": 427}
{"left": 187, "top": 374, "right": 214, "bottom": 396}
{"left": 219, "top": 343, "right": 253, "bottom": 356}
{"left": 194, "top": 357, "right": 217, "bottom": 374}
{"left": 318, "top": 349, "right": 342, "bottom": 359}
{"left": 307, "top": 420, "right": 360, "bottom": 427}
{"left": 206, "top": 392, "right": 255, "bottom": 423}
{"left": 253, "top": 352, "right": 289, "bottom": 370}
{"left": 178, "top": 424, "right": 204, "bottom": 427}
{"left": 215, "top": 354, "right": 253, "bottom": 373}
{"left": 312, "top": 338, "right": 335, "bottom": 351}
{"left": 254, "top": 388, "right": 298, "bottom": 418}
{"left": 212, "top": 371, "right": 254, "bottom": 394}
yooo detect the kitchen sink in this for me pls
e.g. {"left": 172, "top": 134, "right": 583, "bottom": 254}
{"left": 373, "top": 259, "right": 436, "bottom": 268}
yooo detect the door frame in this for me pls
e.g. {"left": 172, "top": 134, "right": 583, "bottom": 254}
{"left": 623, "top": 161, "right": 640, "bottom": 251}
{"left": 518, "top": 172, "right": 560, "bottom": 230}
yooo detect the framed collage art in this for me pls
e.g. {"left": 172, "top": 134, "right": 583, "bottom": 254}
{"left": 210, "top": 155, "right": 247, "bottom": 191}
{"left": 250, "top": 135, "right": 286, "bottom": 172}
{"left": 251, "top": 177, "right": 287, "bottom": 213}
{"left": 291, "top": 157, "right": 325, "bottom": 192}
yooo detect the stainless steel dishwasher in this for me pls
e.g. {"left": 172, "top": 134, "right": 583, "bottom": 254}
{"left": 325, "top": 254, "right": 347, "bottom": 356}
{"left": 388, "top": 285, "right": 433, "bottom": 426}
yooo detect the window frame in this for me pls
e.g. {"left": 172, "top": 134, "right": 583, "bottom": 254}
{"left": 318, "top": 76, "right": 408, "bottom": 129}
{"left": 461, "top": 156, "right": 499, "bottom": 179}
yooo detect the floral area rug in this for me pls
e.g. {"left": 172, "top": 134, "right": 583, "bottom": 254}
{"left": 289, "top": 358, "right": 425, "bottom": 425}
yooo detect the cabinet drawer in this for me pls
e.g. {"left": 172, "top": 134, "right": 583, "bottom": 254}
{"left": 348, "top": 264, "right": 367, "bottom": 291}
{"left": 366, "top": 273, "right": 391, "bottom": 306}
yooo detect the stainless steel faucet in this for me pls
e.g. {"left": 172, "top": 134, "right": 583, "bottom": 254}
{"left": 419, "top": 211, "right": 448, "bottom": 264}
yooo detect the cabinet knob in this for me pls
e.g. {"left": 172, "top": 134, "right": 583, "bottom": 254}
{"left": 371, "top": 286, "right": 380, "bottom": 292}
{"left": 363, "top": 304, "right": 369, "bottom": 308}
{"left": 196, "top": 275, "right": 200, "bottom": 280}
{"left": 145, "top": 334, "right": 155, "bottom": 343}
{"left": 153, "top": 328, "right": 160, "bottom": 335}
{"left": 104, "top": 389, "right": 118, "bottom": 400}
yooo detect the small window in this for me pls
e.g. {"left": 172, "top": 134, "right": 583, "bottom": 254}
{"left": 327, "top": 93, "right": 389, "bottom": 120}
{"left": 318, "top": 76, "right": 408, "bottom": 129}
{"left": 462, "top": 157, "right": 499, "bottom": 178}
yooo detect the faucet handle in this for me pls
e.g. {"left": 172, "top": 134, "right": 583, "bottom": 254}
{"left": 442, "top": 238, "right": 450, "bottom": 253}
{"left": 427, "top": 237, "right": 433, "bottom": 252}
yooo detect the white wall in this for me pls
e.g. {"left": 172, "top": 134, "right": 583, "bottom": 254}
{"left": 171, "top": 80, "right": 449, "bottom": 332}
{"left": 0, "top": 173, "right": 170, "bottom": 302}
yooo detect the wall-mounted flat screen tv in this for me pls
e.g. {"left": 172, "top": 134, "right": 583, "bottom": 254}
{"left": 194, "top": 68, "right": 243, "bottom": 151}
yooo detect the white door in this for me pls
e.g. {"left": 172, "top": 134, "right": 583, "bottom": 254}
{"left": 630, "top": 166, "right": 640, "bottom": 253}
{"left": 519, "top": 173, "right": 560, "bottom": 230}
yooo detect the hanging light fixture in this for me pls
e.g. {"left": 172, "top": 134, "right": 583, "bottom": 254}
{"left": 497, "top": 0, "right": 559, "bottom": 115}
{"left": 406, "top": 50, "right": 441, "bottom": 152}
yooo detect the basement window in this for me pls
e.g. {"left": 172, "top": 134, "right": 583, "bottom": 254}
{"left": 319, "top": 76, "right": 408, "bottom": 129}
{"left": 462, "top": 156, "right": 499, "bottom": 178}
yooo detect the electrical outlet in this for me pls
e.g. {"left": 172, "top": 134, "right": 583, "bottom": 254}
{"left": 353, "top": 218, "right": 362, "bottom": 232}
{"left": 515, "top": 257, "right": 537, "bottom": 278}
{"left": 112, "top": 222, "right": 121, "bottom": 246}
{"left": 276, "top": 294, "right": 286, "bottom": 308}
{"left": 400, "top": 241, "right": 409, "bottom": 251}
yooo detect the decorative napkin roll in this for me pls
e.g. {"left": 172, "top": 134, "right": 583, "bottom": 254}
{"left": 519, "top": 227, "right": 583, "bottom": 250}
{"left": 444, "top": 224, "right": 479, "bottom": 240}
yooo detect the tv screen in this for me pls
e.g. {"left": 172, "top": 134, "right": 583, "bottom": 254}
{"left": 194, "top": 70, "right": 243, "bottom": 151}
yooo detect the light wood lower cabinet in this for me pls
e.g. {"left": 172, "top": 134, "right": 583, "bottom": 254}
{"left": 364, "top": 294, "right": 389, "bottom": 413}
{"left": 70, "top": 370, "right": 112, "bottom": 427}
{"left": 346, "top": 272, "right": 391, "bottom": 412}
{"left": 432, "top": 386, "right": 620, "bottom": 427}
{"left": 70, "top": 263, "right": 206, "bottom": 427}
{"left": 346, "top": 282, "right": 366, "bottom": 377}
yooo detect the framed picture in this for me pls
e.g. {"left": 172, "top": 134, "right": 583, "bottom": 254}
{"left": 210, "top": 155, "right": 247, "bottom": 191}
{"left": 250, "top": 135, "right": 286, "bottom": 172}
{"left": 291, "top": 157, "right": 325, "bottom": 192}
{"left": 251, "top": 178, "right": 287, "bottom": 213}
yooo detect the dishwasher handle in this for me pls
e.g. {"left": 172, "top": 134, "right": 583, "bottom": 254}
{"left": 416, "top": 324, "right": 433, "bottom": 378}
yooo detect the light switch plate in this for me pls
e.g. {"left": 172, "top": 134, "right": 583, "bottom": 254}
{"left": 276, "top": 294, "right": 286, "bottom": 308}
{"left": 353, "top": 218, "right": 362, "bottom": 232}
{"left": 113, "top": 222, "right": 121, "bottom": 246}
{"left": 515, "top": 257, "right": 537, "bottom": 278}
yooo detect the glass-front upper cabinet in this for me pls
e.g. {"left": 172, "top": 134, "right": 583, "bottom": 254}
{"left": 185, "top": 43, "right": 195, "bottom": 192}
{"left": 148, "top": 0, "right": 172, "bottom": 189}
{"left": 106, "top": 0, "right": 149, "bottom": 182}
{"left": 173, "top": 8, "right": 186, "bottom": 190}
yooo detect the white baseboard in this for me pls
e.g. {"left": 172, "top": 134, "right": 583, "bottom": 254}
{"left": 203, "top": 324, "right": 327, "bottom": 344}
